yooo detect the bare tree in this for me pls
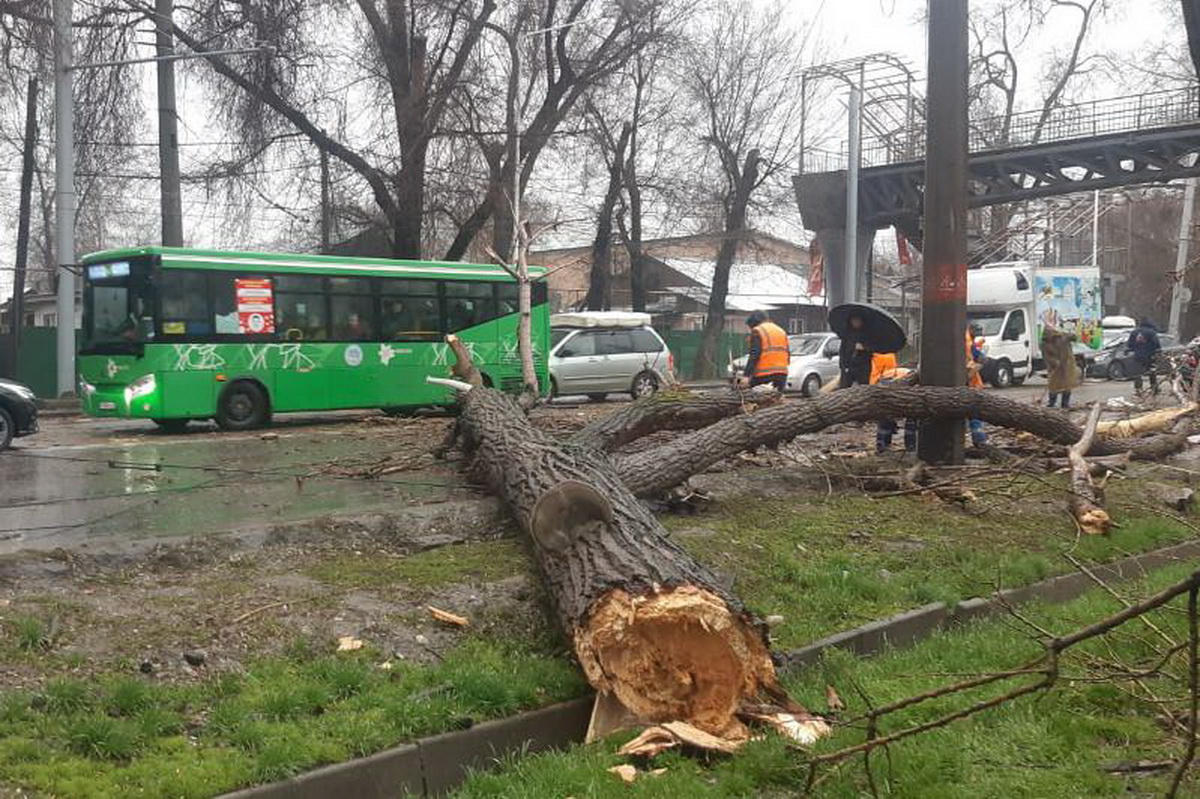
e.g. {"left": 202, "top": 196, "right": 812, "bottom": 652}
{"left": 681, "top": 0, "right": 805, "bottom": 379}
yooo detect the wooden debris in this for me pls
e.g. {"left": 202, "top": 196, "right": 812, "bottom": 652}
{"left": 825, "top": 685, "right": 845, "bottom": 713}
{"left": 607, "top": 764, "right": 638, "bottom": 784}
{"left": 617, "top": 726, "right": 679, "bottom": 758}
{"left": 427, "top": 606, "right": 469, "bottom": 627}
{"left": 1097, "top": 403, "right": 1197, "bottom": 438}
{"left": 661, "top": 720, "right": 746, "bottom": 753}
{"left": 336, "top": 636, "right": 364, "bottom": 652}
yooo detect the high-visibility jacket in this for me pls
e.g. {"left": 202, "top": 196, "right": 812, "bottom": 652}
{"left": 870, "top": 352, "right": 897, "bottom": 385}
{"left": 750, "top": 321, "right": 790, "bottom": 376}
{"left": 966, "top": 330, "right": 985, "bottom": 389}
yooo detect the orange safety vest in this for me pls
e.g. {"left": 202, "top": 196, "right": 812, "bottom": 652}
{"left": 870, "top": 352, "right": 897, "bottom": 385}
{"left": 965, "top": 330, "right": 985, "bottom": 389}
{"left": 752, "top": 321, "right": 790, "bottom": 376}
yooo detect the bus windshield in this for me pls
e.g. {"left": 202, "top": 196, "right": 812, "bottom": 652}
{"left": 83, "top": 259, "right": 155, "bottom": 353}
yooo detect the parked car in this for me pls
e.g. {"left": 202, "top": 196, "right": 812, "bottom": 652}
{"left": 0, "top": 377, "right": 39, "bottom": 451}
{"left": 549, "top": 312, "right": 674, "bottom": 400}
{"left": 1088, "top": 333, "right": 1180, "bottom": 380}
{"left": 728, "top": 332, "right": 842, "bottom": 396}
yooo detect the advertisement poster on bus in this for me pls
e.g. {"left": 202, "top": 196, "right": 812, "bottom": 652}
{"left": 1034, "top": 271, "right": 1103, "bottom": 350}
{"left": 236, "top": 278, "right": 275, "bottom": 335}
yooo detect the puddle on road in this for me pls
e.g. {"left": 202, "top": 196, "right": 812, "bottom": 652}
{"left": 0, "top": 431, "right": 462, "bottom": 554}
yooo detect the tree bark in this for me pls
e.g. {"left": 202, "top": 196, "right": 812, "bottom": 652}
{"left": 569, "top": 385, "right": 780, "bottom": 453}
{"left": 694, "top": 149, "right": 759, "bottom": 379}
{"left": 616, "top": 385, "right": 1191, "bottom": 498}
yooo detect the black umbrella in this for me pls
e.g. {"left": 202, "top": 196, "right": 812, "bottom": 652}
{"left": 828, "top": 302, "right": 907, "bottom": 354}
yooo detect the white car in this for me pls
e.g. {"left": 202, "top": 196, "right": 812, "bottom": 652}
{"left": 729, "top": 332, "right": 842, "bottom": 396}
{"left": 549, "top": 312, "right": 674, "bottom": 400}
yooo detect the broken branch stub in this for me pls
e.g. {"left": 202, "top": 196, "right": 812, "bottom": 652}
{"left": 433, "top": 339, "right": 821, "bottom": 743}
{"left": 1068, "top": 403, "right": 1111, "bottom": 535}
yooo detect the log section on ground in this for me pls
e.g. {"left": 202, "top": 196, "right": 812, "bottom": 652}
{"left": 617, "top": 385, "right": 1193, "bottom": 498}
{"left": 440, "top": 381, "right": 824, "bottom": 744}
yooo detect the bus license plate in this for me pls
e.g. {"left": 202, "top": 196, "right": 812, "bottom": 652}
{"left": 99, "top": 401, "right": 116, "bottom": 410}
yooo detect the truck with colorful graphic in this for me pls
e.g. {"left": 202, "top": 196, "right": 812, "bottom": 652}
{"left": 966, "top": 261, "right": 1103, "bottom": 388}
{"left": 77, "top": 247, "right": 550, "bottom": 431}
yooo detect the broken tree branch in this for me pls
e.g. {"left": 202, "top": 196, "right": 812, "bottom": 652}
{"left": 1067, "top": 403, "right": 1110, "bottom": 535}
{"left": 616, "top": 386, "right": 1190, "bottom": 498}
{"left": 569, "top": 384, "right": 781, "bottom": 452}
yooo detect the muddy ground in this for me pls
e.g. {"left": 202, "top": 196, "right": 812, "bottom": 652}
{"left": 2, "top": 384, "right": 1195, "bottom": 693}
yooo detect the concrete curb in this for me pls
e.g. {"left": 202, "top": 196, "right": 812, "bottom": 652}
{"left": 783, "top": 538, "right": 1200, "bottom": 668}
{"left": 220, "top": 538, "right": 1200, "bottom": 798}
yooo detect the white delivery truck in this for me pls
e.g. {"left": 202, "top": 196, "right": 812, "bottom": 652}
{"left": 966, "top": 261, "right": 1104, "bottom": 388}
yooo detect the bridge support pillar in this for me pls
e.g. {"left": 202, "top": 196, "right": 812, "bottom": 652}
{"left": 795, "top": 171, "right": 876, "bottom": 307}
{"left": 814, "top": 226, "right": 876, "bottom": 308}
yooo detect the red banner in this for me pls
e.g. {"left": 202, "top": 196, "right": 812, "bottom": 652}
{"left": 895, "top": 228, "right": 912, "bottom": 266}
{"left": 808, "top": 237, "right": 824, "bottom": 297}
{"left": 236, "top": 278, "right": 275, "bottom": 334}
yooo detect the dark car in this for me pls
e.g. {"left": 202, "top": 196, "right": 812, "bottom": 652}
{"left": 1088, "top": 334, "right": 1180, "bottom": 380}
{"left": 0, "top": 377, "right": 39, "bottom": 450}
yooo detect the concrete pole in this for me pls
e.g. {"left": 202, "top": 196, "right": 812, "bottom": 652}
{"left": 1090, "top": 189, "right": 1100, "bottom": 267}
{"left": 53, "top": 0, "right": 76, "bottom": 398}
{"left": 155, "top": 0, "right": 183, "bottom": 246}
{"left": 1168, "top": 178, "right": 1196, "bottom": 340}
{"left": 917, "top": 0, "right": 969, "bottom": 465}
{"left": 845, "top": 84, "right": 862, "bottom": 302}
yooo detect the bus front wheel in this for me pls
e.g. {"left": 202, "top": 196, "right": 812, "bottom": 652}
{"left": 216, "top": 381, "right": 270, "bottom": 431}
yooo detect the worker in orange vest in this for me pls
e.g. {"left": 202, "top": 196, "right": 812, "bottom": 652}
{"left": 871, "top": 351, "right": 917, "bottom": 453}
{"left": 739, "top": 311, "right": 791, "bottom": 391}
{"left": 966, "top": 324, "right": 988, "bottom": 446}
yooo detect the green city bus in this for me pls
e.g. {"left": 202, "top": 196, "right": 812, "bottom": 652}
{"left": 77, "top": 246, "right": 550, "bottom": 431}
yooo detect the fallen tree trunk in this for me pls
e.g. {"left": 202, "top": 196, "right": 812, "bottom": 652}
{"left": 1068, "top": 404, "right": 1111, "bottom": 535}
{"left": 618, "top": 385, "right": 1191, "bottom": 498}
{"left": 569, "top": 385, "right": 780, "bottom": 452}
{"left": 438, "top": 379, "right": 824, "bottom": 743}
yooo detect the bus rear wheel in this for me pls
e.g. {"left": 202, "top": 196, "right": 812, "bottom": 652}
{"left": 216, "top": 382, "right": 270, "bottom": 431}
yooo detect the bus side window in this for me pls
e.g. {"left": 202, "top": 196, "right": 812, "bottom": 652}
{"left": 496, "top": 283, "right": 518, "bottom": 315}
{"left": 381, "top": 279, "right": 441, "bottom": 340}
{"left": 160, "top": 270, "right": 210, "bottom": 336}
{"left": 445, "top": 282, "right": 496, "bottom": 331}
{"left": 276, "top": 292, "right": 327, "bottom": 341}
{"left": 210, "top": 274, "right": 239, "bottom": 334}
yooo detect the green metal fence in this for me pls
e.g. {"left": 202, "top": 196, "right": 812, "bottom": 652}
{"left": 658, "top": 329, "right": 748, "bottom": 380}
{"left": 0, "top": 328, "right": 77, "bottom": 398}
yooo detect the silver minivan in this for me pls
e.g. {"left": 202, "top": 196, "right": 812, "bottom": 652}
{"left": 549, "top": 313, "right": 674, "bottom": 400}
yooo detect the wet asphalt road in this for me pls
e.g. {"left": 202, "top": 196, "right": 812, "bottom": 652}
{"left": 0, "top": 378, "right": 1139, "bottom": 556}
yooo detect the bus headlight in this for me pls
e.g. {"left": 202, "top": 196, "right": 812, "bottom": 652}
{"left": 124, "top": 374, "right": 157, "bottom": 404}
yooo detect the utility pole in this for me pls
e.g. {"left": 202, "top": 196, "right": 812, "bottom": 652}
{"left": 155, "top": 0, "right": 183, "bottom": 246}
{"left": 1168, "top": 178, "right": 1196, "bottom": 340}
{"left": 845, "top": 83, "right": 862, "bottom": 302}
{"left": 917, "top": 0, "right": 969, "bottom": 465}
{"left": 8, "top": 78, "right": 38, "bottom": 378}
{"left": 319, "top": 147, "right": 332, "bottom": 252}
{"left": 53, "top": 0, "right": 76, "bottom": 398}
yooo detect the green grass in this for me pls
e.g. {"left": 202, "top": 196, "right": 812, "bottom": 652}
{"left": 0, "top": 638, "right": 585, "bottom": 799}
{"left": 454, "top": 563, "right": 1199, "bottom": 798}
{"left": 304, "top": 538, "right": 531, "bottom": 590}
{"left": 667, "top": 484, "right": 1198, "bottom": 647}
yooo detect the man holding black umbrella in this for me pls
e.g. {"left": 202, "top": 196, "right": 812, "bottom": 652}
{"left": 837, "top": 312, "right": 874, "bottom": 388}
